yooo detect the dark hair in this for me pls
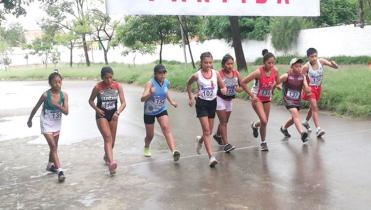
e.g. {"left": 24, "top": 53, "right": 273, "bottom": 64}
{"left": 221, "top": 54, "right": 234, "bottom": 67}
{"left": 262, "top": 49, "right": 269, "bottom": 56}
{"left": 48, "top": 71, "right": 62, "bottom": 86}
{"left": 154, "top": 64, "right": 167, "bottom": 73}
{"left": 307, "top": 48, "right": 317, "bottom": 57}
{"left": 199, "top": 52, "right": 213, "bottom": 68}
{"left": 263, "top": 52, "right": 275, "bottom": 64}
{"left": 101, "top": 66, "right": 113, "bottom": 79}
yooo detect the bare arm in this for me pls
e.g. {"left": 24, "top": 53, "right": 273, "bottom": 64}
{"left": 88, "top": 86, "right": 105, "bottom": 117}
{"left": 186, "top": 73, "right": 198, "bottom": 107}
{"left": 280, "top": 73, "right": 288, "bottom": 84}
{"left": 27, "top": 92, "right": 47, "bottom": 127}
{"left": 302, "top": 64, "right": 309, "bottom": 75}
{"left": 274, "top": 69, "right": 282, "bottom": 91}
{"left": 117, "top": 84, "right": 126, "bottom": 114}
{"left": 303, "top": 77, "right": 311, "bottom": 94}
{"left": 60, "top": 92, "right": 69, "bottom": 115}
{"left": 141, "top": 81, "right": 153, "bottom": 102}
{"left": 320, "top": 58, "right": 338, "bottom": 69}
{"left": 237, "top": 72, "right": 253, "bottom": 97}
{"left": 216, "top": 71, "right": 227, "bottom": 95}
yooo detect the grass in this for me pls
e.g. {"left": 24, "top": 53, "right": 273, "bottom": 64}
{"left": 1, "top": 63, "right": 371, "bottom": 118}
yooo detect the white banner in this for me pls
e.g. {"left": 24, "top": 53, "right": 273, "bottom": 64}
{"left": 106, "top": 0, "right": 320, "bottom": 17}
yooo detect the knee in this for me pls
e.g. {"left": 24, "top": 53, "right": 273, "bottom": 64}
{"left": 145, "top": 134, "right": 154, "bottom": 141}
{"left": 161, "top": 125, "right": 170, "bottom": 135}
{"left": 203, "top": 129, "right": 211, "bottom": 137}
{"left": 103, "top": 133, "right": 113, "bottom": 142}
{"left": 50, "top": 144, "right": 58, "bottom": 153}
{"left": 260, "top": 119, "right": 268, "bottom": 127}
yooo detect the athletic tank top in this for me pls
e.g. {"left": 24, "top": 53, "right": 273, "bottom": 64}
{"left": 283, "top": 72, "right": 304, "bottom": 106}
{"left": 197, "top": 69, "right": 218, "bottom": 101}
{"left": 252, "top": 66, "right": 276, "bottom": 102}
{"left": 144, "top": 78, "right": 169, "bottom": 115}
{"left": 96, "top": 81, "right": 120, "bottom": 111}
{"left": 42, "top": 90, "right": 64, "bottom": 121}
{"left": 217, "top": 69, "right": 239, "bottom": 100}
{"left": 307, "top": 60, "right": 324, "bottom": 87}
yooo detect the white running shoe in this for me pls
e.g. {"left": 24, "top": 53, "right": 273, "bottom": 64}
{"left": 209, "top": 156, "right": 218, "bottom": 167}
{"left": 316, "top": 129, "right": 326, "bottom": 138}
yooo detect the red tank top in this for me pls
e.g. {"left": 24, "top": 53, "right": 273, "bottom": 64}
{"left": 253, "top": 66, "right": 276, "bottom": 102}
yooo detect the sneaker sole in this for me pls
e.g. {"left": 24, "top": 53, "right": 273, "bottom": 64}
{"left": 173, "top": 151, "right": 180, "bottom": 162}
{"left": 196, "top": 136, "right": 202, "bottom": 155}
{"left": 251, "top": 123, "right": 259, "bottom": 138}
{"left": 213, "top": 135, "right": 223, "bottom": 145}
{"left": 58, "top": 176, "right": 66, "bottom": 183}
{"left": 302, "top": 133, "right": 309, "bottom": 142}
{"left": 209, "top": 160, "right": 218, "bottom": 168}
{"left": 225, "top": 146, "right": 236, "bottom": 153}
{"left": 317, "top": 131, "right": 325, "bottom": 138}
{"left": 280, "top": 128, "right": 291, "bottom": 138}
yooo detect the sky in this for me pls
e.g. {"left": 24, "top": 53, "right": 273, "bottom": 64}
{"left": 4, "top": 1, "right": 45, "bottom": 31}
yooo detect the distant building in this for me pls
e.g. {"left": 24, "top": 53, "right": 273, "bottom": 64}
{"left": 24, "top": 30, "right": 42, "bottom": 44}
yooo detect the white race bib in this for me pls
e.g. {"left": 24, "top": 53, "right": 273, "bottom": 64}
{"left": 102, "top": 101, "right": 115, "bottom": 110}
{"left": 286, "top": 89, "right": 300, "bottom": 100}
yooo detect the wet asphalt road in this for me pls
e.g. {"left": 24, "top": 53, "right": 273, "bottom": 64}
{"left": 1, "top": 81, "right": 371, "bottom": 210}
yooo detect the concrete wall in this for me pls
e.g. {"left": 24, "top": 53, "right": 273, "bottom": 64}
{"left": 3, "top": 24, "right": 371, "bottom": 67}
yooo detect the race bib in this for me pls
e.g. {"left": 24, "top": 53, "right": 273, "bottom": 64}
{"left": 226, "top": 86, "right": 236, "bottom": 96}
{"left": 102, "top": 101, "right": 115, "bottom": 110}
{"left": 286, "top": 89, "right": 300, "bottom": 100}
{"left": 309, "top": 75, "right": 322, "bottom": 86}
{"left": 45, "top": 110, "right": 62, "bottom": 120}
{"left": 259, "top": 89, "right": 272, "bottom": 97}
{"left": 153, "top": 96, "right": 166, "bottom": 106}
{"left": 200, "top": 88, "right": 215, "bottom": 99}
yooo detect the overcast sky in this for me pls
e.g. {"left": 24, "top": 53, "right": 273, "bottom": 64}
{"left": 4, "top": 1, "right": 45, "bottom": 30}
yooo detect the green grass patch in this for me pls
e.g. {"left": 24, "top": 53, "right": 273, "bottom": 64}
{"left": 1, "top": 63, "right": 371, "bottom": 119}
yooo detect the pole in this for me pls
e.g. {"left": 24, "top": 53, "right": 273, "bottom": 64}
{"left": 178, "top": 16, "right": 188, "bottom": 71}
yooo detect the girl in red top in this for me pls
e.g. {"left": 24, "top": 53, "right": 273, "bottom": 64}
{"left": 88, "top": 67, "right": 126, "bottom": 175}
{"left": 241, "top": 51, "right": 280, "bottom": 151}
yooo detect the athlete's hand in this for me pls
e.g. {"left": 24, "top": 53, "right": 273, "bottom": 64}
{"left": 96, "top": 108, "right": 105, "bottom": 117}
{"left": 251, "top": 95, "right": 259, "bottom": 103}
{"left": 220, "top": 87, "right": 227, "bottom": 95}
{"left": 275, "top": 84, "right": 282, "bottom": 91}
{"left": 171, "top": 101, "right": 178, "bottom": 108}
{"left": 112, "top": 112, "right": 119, "bottom": 121}
{"left": 188, "top": 98, "right": 194, "bottom": 107}
{"left": 27, "top": 119, "right": 32, "bottom": 128}
{"left": 235, "top": 86, "right": 243, "bottom": 93}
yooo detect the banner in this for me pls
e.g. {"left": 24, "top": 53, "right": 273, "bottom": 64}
{"left": 106, "top": 0, "right": 320, "bottom": 17}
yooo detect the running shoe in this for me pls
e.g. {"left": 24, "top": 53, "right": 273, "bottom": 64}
{"left": 301, "top": 132, "right": 309, "bottom": 143}
{"left": 58, "top": 171, "right": 66, "bottom": 183}
{"left": 223, "top": 144, "right": 236, "bottom": 153}
{"left": 209, "top": 156, "right": 218, "bottom": 167}
{"left": 173, "top": 150, "right": 180, "bottom": 162}
{"left": 213, "top": 134, "right": 223, "bottom": 145}
{"left": 316, "top": 129, "right": 325, "bottom": 138}
{"left": 251, "top": 122, "right": 259, "bottom": 138}
{"left": 144, "top": 147, "right": 151, "bottom": 157}
{"left": 108, "top": 161, "right": 117, "bottom": 175}
{"left": 280, "top": 127, "right": 291, "bottom": 138}
{"left": 46, "top": 165, "right": 58, "bottom": 173}
{"left": 302, "top": 121, "right": 312, "bottom": 132}
{"left": 260, "top": 142, "right": 269, "bottom": 151}
{"left": 196, "top": 136, "right": 203, "bottom": 155}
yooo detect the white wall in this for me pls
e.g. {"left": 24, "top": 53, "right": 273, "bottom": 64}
{"left": 4, "top": 24, "right": 371, "bottom": 67}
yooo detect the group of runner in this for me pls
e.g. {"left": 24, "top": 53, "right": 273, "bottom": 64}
{"left": 27, "top": 47, "right": 338, "bottom": 182}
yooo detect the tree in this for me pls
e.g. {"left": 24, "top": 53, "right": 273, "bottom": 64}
{"left": 55, "top": 31, "right": 78, "bottom": 67}
{"left": 358, "top": 0, "right": 371, "bottom": 27}
{"left": 91, "top": 9, "right": 118, "bottom": 65}
{"left": 270, "top": 17, "right": 312, "bottom": 53}
{"left": 229, "top": 16, "right": 247, "bottom": 71}
{"left": 118, "top": 16, "right": 179, "bottom": 64}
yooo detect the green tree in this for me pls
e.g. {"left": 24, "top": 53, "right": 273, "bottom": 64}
{"left": 311, "top": 0, "right": 357, "bottom": 27}
{"left": 118, "top": 16, "right": 179, "bottom": 64}
{"left": 270, "top": 17, "right": 312, "bottom": 53}
{"left": 91, "top": 9, "right": 118, "bottom": 65}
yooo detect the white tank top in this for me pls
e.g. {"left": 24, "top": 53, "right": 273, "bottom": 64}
{"left": 307, "top": 60, "right": 324, "bottom": 87}
{"left": 197, "top": 69, "right": 218, "bottom": 101}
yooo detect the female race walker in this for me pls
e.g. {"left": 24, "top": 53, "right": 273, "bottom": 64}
{"left": 27, "top": 70, "right": 69, "bottom": 182}
{"left": 279, "top": 58, "right": 312, "bottom": 143}
{"left": 213, "top": 54, "right": 251, "bottom": 152}
{"left": 141, "top": 64, "right": 180, "bottom": 161}
{"left": 241, "top": 51, "right": 280, "bottom": 151}
{"left": 88, "top": 66, "right": 126, "bottom": 175}
{"left": 187, "top": 52, "right": 227, "bottom": 167}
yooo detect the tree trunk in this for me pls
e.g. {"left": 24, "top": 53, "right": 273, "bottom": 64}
{"left": 69, "top": 41, "right": 73, "bottom": 67}
{"left": 159, "top": 37, "right": 163, "bottom": 64}
{"left": 104, "top": 50, "right": 109, "bottom": 65}
{"left": 359, "top": 0, "right": 365, "bottom": 28}
{"left": 82, "top": 34, "right": 90, "bottom": 66}
{"left": 229, "top": 16, "right": 247, "bottom": 71}
{"left": 182, "top": 17, "right": 196, "bottom": 69}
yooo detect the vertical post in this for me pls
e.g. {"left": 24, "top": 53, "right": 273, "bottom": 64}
{"left": 178, "top": 16, "right": 188, "bottom": 71}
